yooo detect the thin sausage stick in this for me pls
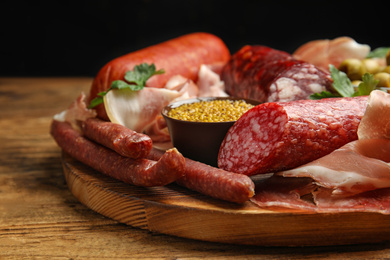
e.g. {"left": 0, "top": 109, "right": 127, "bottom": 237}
{"left": 147, "top": 148, "right": 255, "bottom": 203}
{"left": 81, "top": 118, "right": 152, "bottom": 159}
{"left": 51, "top": 120, "right": 185, "bottom": 187}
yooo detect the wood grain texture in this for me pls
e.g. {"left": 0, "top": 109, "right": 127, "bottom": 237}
{"left": 63, "top": 152, "right": 390, "bottom": 247}
{"left": 2, "top": 77, "right": 390, "bottom": 259}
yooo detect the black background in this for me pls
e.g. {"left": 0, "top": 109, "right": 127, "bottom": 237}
{"left": 2, "top": 0, "right": 389, "bottom": 77}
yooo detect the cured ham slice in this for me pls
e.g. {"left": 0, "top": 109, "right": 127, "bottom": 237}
{"left": 293, "top": 37, "right": 370, "bottom": 72}
{"left": 279, "top": 139, "right": 390, "bottom": 196}
{"left": 253, "top": 175, "right": 390, "bottom": 214}
{"left": 103, "top": 64, "right": 227, "bottom": 148}
{"left": 358, "top": 90, "right": 390, "bottom": 140}
{"left": 105, "top": 87, "right": 182, "bottom": 134}
{"left": 197, "top": 64, "right": 228, "bottom": 97}
{"left": 251, "top": 90, "right": 390, "bottom": 214}
{"left": 54, "top": 92, "right": 97, "bottom": 131}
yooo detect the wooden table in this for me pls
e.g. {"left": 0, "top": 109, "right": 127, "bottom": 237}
{"left": 1, "top": 77, "right": 390, "bottom": 259}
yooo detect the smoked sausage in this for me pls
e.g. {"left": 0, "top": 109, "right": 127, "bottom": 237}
{"left": 89, "top": 32, "right": 231, "bottom": 120}
{"left": 218, "top": 96, "right": 368, "bottom": 176}
{"left": 221, "top": 45, "right": 333, "bottom": 102}
{"left": 147, "top": 148, "right": 255, "bottom": 203}
{"left": 51, "top": 120, "right": 185, "bottom": 187}
{"left": 81, "top": 118, "right": 152, "bottom": 159}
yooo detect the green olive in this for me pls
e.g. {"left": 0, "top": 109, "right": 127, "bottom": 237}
{"left": 362, "top": 58, "right": 382, "bottom": 74}
{"left": 382, "top": 66, "right": 390, "bottom": 74}
{"left": 339, "top": 58, "right": 366, "bottom": 81}
{"left": 374, "top": 72, "right": 390, "bottom": 88}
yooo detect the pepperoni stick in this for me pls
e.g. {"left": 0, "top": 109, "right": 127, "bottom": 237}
{"left": 81, "top": 118, "right": 152, "bottom": 159}
{"left": 147, "top": 149, "right": 255, "bottom": 203}
{"left": 218, "top": 96, "right": 368, "bottom": 176}
{"left": 51, "top": 120, "right": 185, "bottom": 187}
{"left": 90, "top": 32, "right": 231, "bottom": 120}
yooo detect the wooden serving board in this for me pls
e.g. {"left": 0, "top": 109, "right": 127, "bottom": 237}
{"left": 62, "top": 152, "right": 390, "bottom": 247}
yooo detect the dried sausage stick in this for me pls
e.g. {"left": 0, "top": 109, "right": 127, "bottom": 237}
{"left": 147, "top": 149, "right": 255, "bottom": 203}
{"left": 90, "top": 32, "right": 231, "bottom": 120}
{"left": 81, "top": 118, "right": 152, "bottom": 159}
{"left": 218, "top": 96, "right": 368, "bottom": 176}
{"left": 51, "top": 120, "right": 185, "bottom": 187}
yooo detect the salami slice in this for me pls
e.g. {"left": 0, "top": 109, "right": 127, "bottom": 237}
{"left": 218, "top": 96, "right": 368, "bottom": 176}
{"left": 221, "top": 45, "right": 333, "bottom": 102}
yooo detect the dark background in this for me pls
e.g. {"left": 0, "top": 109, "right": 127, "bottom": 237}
{"left": 2, "top": 0, "right": 388, "bottom": 77}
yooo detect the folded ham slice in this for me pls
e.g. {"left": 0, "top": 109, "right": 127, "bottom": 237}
{"left": 103, "top": 64, "right": 228, "bottom": 148}
{"left": 292, "top": 37, "right": 370, "bottom": 72}
{"left": 251, "top": 90, "right": 390, "bottom": 214}
{"left": 278, "top": 139, "right": 390, "bottom": 196}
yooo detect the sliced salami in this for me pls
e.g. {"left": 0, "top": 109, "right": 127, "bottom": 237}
{"left": 221, "top": 45, "right": 333, "bottom": 102}
{"left": 218, "top": 96, "right": 368, "bottom": 176}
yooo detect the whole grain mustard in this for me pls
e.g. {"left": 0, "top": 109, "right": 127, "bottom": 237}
{"left": 168, "top": 99, "right": 254, "bottom": 122}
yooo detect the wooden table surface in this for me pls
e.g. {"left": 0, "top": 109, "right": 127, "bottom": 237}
{"left": 1, "top": 77, "right": 390, "bottom": 259}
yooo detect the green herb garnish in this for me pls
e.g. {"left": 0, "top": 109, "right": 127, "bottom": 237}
{"left": 366, "top": 47, "right": 390, "bottom": 58}
{"left": 309, "top": 64, "right": 379, "bottom": 99}
{"left": 329, "top": 64, "right": 355, "bottom": 97}
{"left": 353, "top": 73, "right": 378, "bottom": 96}
{"left": 309, "top": 91, "right": 340, "bottom": 100}
{"left": 89, "top": 63, "right": 165, "bottom": 108}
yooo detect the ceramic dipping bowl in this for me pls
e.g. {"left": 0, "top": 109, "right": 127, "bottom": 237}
{"left": 161, "top": 97, "right": 260, "bottom": 166}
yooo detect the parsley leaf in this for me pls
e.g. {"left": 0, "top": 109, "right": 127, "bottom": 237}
{"left": 353, "top": 73, "right": 379, "bottom": 96}
{"left": 366, "top": 47, "right": 390, "bottom": 58}
{"left": 309, "top": 91, "right": 340, "bottom": 100}
{"left": 88, "top": 63, "right": 165, "bottom": 108}
{"left": 310, "top": 64, "right": 380, "bottom": 100}
{"left": 329, "top": 64, "right": 355, "bottom": 97}
{"left": 124, "top": 63, "right": 164, "bottom": 87}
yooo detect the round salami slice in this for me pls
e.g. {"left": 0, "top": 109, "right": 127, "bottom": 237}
{"left": 217, "top": 96, "right": 368, "bottom": 176}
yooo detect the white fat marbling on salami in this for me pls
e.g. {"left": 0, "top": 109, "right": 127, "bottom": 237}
{"left": 218, "top": 96, "right": 368, "bottom": 176}
{"left": 218, "top": 103, "right": 287, "bottom": 175}
{"left": 268, "top": 63, "right": 329, "bottom": 102}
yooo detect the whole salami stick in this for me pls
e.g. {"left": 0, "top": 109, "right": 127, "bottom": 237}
{"left": 147, "top": 149, "right": 255, "bottom": 203}
{"left": 51, "top": 120, "right": 185, "bottom": 187}
{"left": 221, "top": 45, "right": 332, "bottom": 102}
{"left": 218, "top": 96, "right": 368, "bottom": 176}
{"left": 81, "top": 118, "right": 152, "bottom": 159}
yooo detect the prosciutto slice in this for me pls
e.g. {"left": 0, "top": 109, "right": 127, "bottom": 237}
{"left": 292, "top": 37, "right": 370, "bottom": 72}
{"left": 278, "top": 139, "right": 390, "bottom": 196}
{"left": 251, "top": 90, "right": 390, "bottom": 214}
{"left": 103, "top": 64, "right": 227, "bottom": 148}
{"left": 54, "top": 92, "right": 97, "bottom": 132}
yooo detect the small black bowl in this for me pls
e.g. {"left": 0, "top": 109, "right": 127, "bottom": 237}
{"left": 161, "top": 97, "right": 260, "bottom": 166}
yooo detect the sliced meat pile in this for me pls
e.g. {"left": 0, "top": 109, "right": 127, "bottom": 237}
{"left": 251, "top": 90, "right": 390, "bottom": 214}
